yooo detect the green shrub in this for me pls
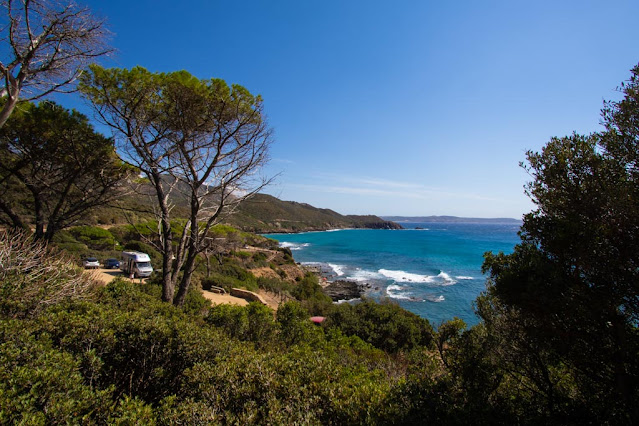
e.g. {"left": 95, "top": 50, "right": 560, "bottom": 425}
{"left": 276, "top": 301, "right": 318, "bottom": 347}
{"left": 206, "top": 304, "right": 249, "bottom": 340}
{"left": 181, "top": 283, "right": 211, "bottom": 316}
{"left": 246, "top": 302, "right": 276, "bottom": 344}
{"left": 291, "top": 272, "right": 333, "bottom": 315}
{"left": 326, "top": 299, "right": 435, "bottom": 353}
{"left": 257, "top": 276, "right": 292, "bottom": 295}
{"left": 0, "top": 320, "right": 112, "bottom": 424}
{"left": 233, "top": 250, "right": 251, "bottom": 259}
{"left": 69, "top": 225, "right": 117, "bottom": 251}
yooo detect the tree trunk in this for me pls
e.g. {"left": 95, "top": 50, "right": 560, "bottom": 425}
{"left": 173, "top": 203, "right": 199, "bottom": 307}
{"left": 0, "top": 198, "right": 28, "bottom": 231}
{"left": 32, "top": 193, "right": 45, "bottom": 241}
{"left": 160, "top": 215, "right": 175, "bottom": 303}
{"left": 150, "top": 173, "right": 175, "bottom": 303}
{"left": 0, "top": 80, "right": 20, "bottom": 128}
{"left": 173, "top": 252, "right": 196, "bottom": 307}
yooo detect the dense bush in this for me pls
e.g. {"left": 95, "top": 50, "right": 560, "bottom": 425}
{"left": 0, "top": 275, "right": 413, "bottom": 424}
{"left": 202, "top": 260, "right": 259, "bottom": 292}
{"left": 326, "top": 299, "right": 435, "bottom": 353}
{"left": 291, "top": 272, "right": 333, "bottom": 315}
{"left": 51, "top": 230, "right": 89, "bottom": 255}
{"left": 69, "top": 226, "right": 117, "bottom": 252}
{"left": 257, "top": 276, "right": 292, "bottom": 295}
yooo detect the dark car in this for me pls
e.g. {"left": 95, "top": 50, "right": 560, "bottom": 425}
{"left": 104, "top": 258, "right": 120, "bottom": 269}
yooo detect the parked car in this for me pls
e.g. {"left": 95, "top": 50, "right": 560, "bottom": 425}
{"left": 104, "top": 258, "right": 120, "bottom": 269}
{"left": 83, "top": 257, "right": 100, "bottom": 269}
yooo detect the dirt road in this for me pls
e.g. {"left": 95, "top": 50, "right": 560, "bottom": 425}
{"left": 87, "top": 267, "right": 279, "bottom": 309}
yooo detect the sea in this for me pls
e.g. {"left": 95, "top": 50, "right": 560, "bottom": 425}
{"left": 266, "top": 222, "right": 521, "bottom": 326}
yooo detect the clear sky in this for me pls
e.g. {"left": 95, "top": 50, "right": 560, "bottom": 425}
{"left": 70, "top": 0, "right": 639, "bottom": 219}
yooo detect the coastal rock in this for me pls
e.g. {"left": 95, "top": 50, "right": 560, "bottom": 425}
{"left": 361, "top": 220, "right": 403, "bottom": 230}
{"left": 323, "top": 280, "right": 364, "bottom": 301}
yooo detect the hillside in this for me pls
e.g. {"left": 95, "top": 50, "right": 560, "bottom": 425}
{"left": 79, "top": 179, "right": 401, "bottom": 233}
{"left": 224, "top": 194, "right": 402, "bottom": 233}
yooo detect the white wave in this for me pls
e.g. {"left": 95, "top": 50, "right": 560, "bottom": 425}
{"left": 437, "top": 271, "right": 457, "bottom": 285}
{"left": 347, "top": 268, "right": 383, "bottom": 282}
{"left": 335, "top": 298, "right": 360, "bottom": 304}
{"left": 456, "top": 276, "right": 474, "bottom": 280}
{"left": 279, "top": 242, "right": 310, "bottom": 251}
{"left": 425, "top": 295, "right": 445, "bottom": 302}
{"left": 378, "top": 269, "right": 436, "bottom": 283}
{"left": 328, "top": 263, "right": 346, "bottom": 276}
{"left": 386, "top": 285, "right": 413, "bottom": 300}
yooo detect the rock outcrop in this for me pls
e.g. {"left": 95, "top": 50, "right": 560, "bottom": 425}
{"left": 323, "top": 280, "right": 364, "bottom": 301}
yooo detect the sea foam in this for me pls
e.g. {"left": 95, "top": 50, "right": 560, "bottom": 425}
{"left": 378, "top": 269, "right": 436, "bottom": 283}
{"left": 347, "top": 268, "right": 383, "bottom": 282}
{"left": 279, "top": 242, "right": 310, "bottom": 251}
{"left": 386, "top": 285, "right": 413, "bottom": 300}
{"left": 378, "top": 269, "right": 458, "bottom": 285}
{"left": 328, "top": 263, "right": 346, "bottom": 276}
{"left": 437, "top": 271, "right": 457, "bottom": 285}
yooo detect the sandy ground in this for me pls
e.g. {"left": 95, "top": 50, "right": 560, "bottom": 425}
{"left": 88, "top": 267, "right": 280, "bottom": 310}
{"left": 201, "top": 290, "right": 249, "bottom": 306}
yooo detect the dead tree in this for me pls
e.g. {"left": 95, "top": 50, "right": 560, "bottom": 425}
{"left": 0, "top": 0, "right": 111, "bottom": 127}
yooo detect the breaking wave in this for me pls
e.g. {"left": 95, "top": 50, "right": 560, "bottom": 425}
{"left": 379, "top": 269, "right": 457, "bottom": 285}
{"left": 279, "top": 242, "right": 310, "bottom": 251}
{"left": 386, "top": 284, "right": 413, "bottom": 300}
{"left": 328, "top": 263, "right": 346, "bottom": 276}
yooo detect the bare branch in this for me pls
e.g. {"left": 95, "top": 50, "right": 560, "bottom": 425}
{"left": 0, "top": 0, "right": 112, "bottom": 127}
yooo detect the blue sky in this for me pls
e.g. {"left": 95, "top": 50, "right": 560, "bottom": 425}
{"left": 72, "top": 0, "right": 639, "bottom": 218}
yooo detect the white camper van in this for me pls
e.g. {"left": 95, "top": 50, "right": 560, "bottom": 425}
{"left": 120, "top": 251, "right": 153, "bottom": 278}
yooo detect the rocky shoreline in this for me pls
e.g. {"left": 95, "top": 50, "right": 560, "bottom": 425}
{"left": 302, "top": 263, "right": 373, "bottom": 301}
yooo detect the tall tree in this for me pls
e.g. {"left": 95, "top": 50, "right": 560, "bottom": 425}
{"left": 0, "top": 0, "right": 110, "bottom": 127}
{"left": 0, "top": 101, "right": 130, "bottom": 241}
{"left": 80, "top": 66, "right": 272, "bottom": 306}
{"left": 482, "top": 64, "right": 639, "bottom": 422}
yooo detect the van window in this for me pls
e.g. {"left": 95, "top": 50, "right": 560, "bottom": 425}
{"left": 137, "top": 261, "right": 151, "bottom": 268}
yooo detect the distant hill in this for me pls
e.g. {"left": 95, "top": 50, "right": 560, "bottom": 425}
{"left": 382, "top": 215, "right": 522, "bottom": 224}
{"left": 80, "top": 177, "right": 401, "bottom": 233}
{"left": 224, "top": 194, "right": 402, "bottom": 233}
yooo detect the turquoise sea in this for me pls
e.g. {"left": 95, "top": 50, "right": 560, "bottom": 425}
{"left": 267, "top": 222, "right": 521, "bottom": 326}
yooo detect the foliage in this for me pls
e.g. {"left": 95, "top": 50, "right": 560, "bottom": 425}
{"left": 275, "top": 300, "right": 319, "bottom": 347}
{"left": 51, "top": 230, "right": 89, "bottom": 255}
{"left": 481, "top": 63, "right": 639, "bottom": 422}
{"left": 206, "top": 302, "right": 276, "bottom": 345}
{"left": 326, "top": 299, "right": 435, "bottom": 353}
{"left": 69, "top": 226, "right": 118, "bottom": 252}
{"left": 291, "top": 272, "right": 333, "bottom": 315}
{"left": 257, "top": 276, "right": 293, "bottom": 295}
{"left": 0, "top": 101, "right": 131, "bottom": 241}
{"left": 0, "top": 275, "right": 410, "bottom": 424}
{"left": 0, "top": 320, "right": 112, "bottom": 424}
{"left": 80, "top": 65, "right": 273, "bottom": 308}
